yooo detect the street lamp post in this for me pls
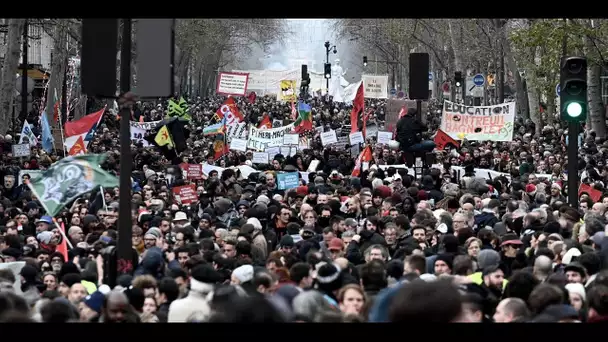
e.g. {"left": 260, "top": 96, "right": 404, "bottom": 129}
{"left": 324, "top": 41, "right": 336, "bottom": 98}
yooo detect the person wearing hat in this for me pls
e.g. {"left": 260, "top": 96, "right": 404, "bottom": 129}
{"left": 433, "top": 254, "right": 453, "bottom": 276}
{"left": 500, "top": 236, "right": 524, "bottom": 277}
{"left": 168, "top": 264, "right": 221, "bottom": 322}
{"left": 143, "top": 227, "right": 162, "bottom": 250}
{"left": 172, "top": 211, "right": 189, "bottom": 227}
{"left": 35, "top": 215, "right": 53, "bottom": 234}
{"left": 564, "top": 262, "right": 587, "bottom": 285}
{"left": 565, "top": 283, "right": 586, "bottom": 314}
{"left": 80, "top": 291, "right": 105, "bottom": 322}
{"left": 327, "top": 238, "right": 345, "bottom": 261}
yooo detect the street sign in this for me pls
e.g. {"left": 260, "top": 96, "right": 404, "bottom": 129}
{"left": 442, "top": 82, "right": 450, "bottom": 92}
{"left": 466, "top": 76, "right": 484, "bottom": 98}
{"left": 556, "top": 83, "right": 561, "bottom": 97}
{"left": 397, "top": 91, "right": 405, "bottom": 98}
{"left": 15, "top": 76, "right": 35, "bottom": 95}
{"left": 473, "top": 74, "right": 485, "bottom": 87}
{"left": 428, "top": 72, "right": 433, "bottom": 81}
{"left": 390, "top": 88, "right": 397, "bottom": 96}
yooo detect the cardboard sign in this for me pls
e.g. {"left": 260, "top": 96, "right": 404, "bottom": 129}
{"left": 172, "top": 185, "right": 198, "bottom": 205}
{"left": 216, "top": 72, "right": 249, "bottom": 96}
{"left": 12, "top": 144, "right": 30, "bottom": 157}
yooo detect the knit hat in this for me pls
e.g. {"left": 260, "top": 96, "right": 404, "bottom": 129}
{"left": 246, "top": 217, "right": 263, "bottom": 231}
{"left": 144, "top": 227, "right": 162, "bottom": 240}
{"left": 477, "top": 250, "right": 501, "bottom": 270}
{"left": 525, "top": 184, "right": 537, "bottom": 196}
{"left": 36, "top": 231, "right": 54, "bottom": 244}
{"left": 257, "top": 195, "right": 271, "bottom": 206}
{"left": 232, "top": 265, "right": 254, "bottom": 283}
{"left": 279, "top": 235, "right": 294, "bottom": 248}
{"left": 565, "top": 283, "right": 586, "bottom": 301}
{"left": 84, "top": 291, "right": 105, "bottom": 314}
{"left": 434, "top": 254, "right": 453, "bottom": 271}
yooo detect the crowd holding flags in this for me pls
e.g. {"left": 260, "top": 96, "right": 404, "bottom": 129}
{"left": 63, "top": 106, "right": 105, "bottom": 156}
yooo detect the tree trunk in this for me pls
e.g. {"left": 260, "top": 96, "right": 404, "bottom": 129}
{"left": 45, "top": 23, "right": 68, "bottom": 130}
{"left": 502, "top": 25, "right": 528, "bottom": 118}
{"left": 527, "top": 48, "right": 541, "bottom": 136}
{"left": 448, "top": 20, "right": 463, "bottom": 72}
{"left": 584, "top": 26, "right": 607, "bottom": 137}
{"left": 0, "top": 19, "right": 25, "bottom": 136}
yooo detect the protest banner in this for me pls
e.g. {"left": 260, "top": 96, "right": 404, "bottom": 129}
{"left": 130, "top": 120, "right": 161, "bottom": 146}
{"left": 362, "top": 75, "right": 388, "bottom": 99}
{"left": 440, "top": 100, "right": 515, "bottom": 142}
{"left": 179, "top": 163, "right": 203, "bottom": 180}
{"left": 172, "top": 185, "right": 198, "bottom": 205}
{"left": 277, "top": 172, "right": 300, "bottom": 190}
{"left": 216, "top": 72, "right": 249, "bottom": 96}
{"left": 247, "top": 124, "right": 295, "bottom": 151}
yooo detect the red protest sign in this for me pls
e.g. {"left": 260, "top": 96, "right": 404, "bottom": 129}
{"left": 180, "top": 163, "right": 203, "bottom": 180}
{"left": 172, "top": 185, "right": 198, "bottom": 205}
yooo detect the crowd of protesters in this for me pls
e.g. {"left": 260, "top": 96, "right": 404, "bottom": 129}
{"left": 0, "top": 90, "right": 607, "bottom": 323}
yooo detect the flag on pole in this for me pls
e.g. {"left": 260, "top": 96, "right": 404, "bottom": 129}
{"left": 53, "top": 88, "right": 61, "bottom": 123}
{"left": 294, "top": 102, "right": 313, "bottom": 133}
{"left": 351, "top": 146, "right": 373, "bottom": 177}
{"left": 350, "top": 82, "right": 365, "bottom": 133}
{"left": 258, "top": 113, "right": 272, "bottom": 129}
{"left": 18, "top": 120, "right": 38, "bottom": 147}
{"left": 56, "top": 222, "right": 68, "bottom": 261}
{"left": 64, "top": 107, "right": 105, "bottom": 156}
{"left": 41, "top": 111, "right": 54, "bottom": 153}
{"left": 26, "top": 154, "right": 119, "bottom": 217}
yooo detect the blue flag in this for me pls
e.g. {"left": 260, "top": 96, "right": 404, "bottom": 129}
{"left": 41, "top": 110, "right": 54, "bottom": 153}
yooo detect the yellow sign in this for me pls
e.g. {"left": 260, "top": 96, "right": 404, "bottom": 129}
{"left": 277, "top": 80, "right": 297, "bottom": 102}
{"left": 487, "top": 74, "right": 495, "bottom": 87}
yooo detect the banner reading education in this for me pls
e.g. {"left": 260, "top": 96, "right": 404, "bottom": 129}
{"left": 248, "top": 124, "right": 295, "bottom": 151}
{"left": 440, "top": 100, "right": 515, "bottom": 142}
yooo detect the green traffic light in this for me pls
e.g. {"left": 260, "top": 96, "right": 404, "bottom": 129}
{"left": 566, "top": 102, "right": 583, "bottom": 117}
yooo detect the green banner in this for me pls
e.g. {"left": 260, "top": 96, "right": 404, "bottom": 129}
{"left": 27, "top": 154, "right": 119, "bottom": 217}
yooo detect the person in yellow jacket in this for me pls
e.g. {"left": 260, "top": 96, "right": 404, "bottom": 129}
{"left": 468, "top": 249, "right": 509, "bottom": 290}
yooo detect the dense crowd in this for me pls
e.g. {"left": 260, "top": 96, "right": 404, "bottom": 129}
{"left": 0, "top": 91, "right": 607, "bottom": 323}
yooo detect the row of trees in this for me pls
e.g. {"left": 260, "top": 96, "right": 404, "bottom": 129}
{"left": 333, "top": 19, "right": 608, "bottom": 137}
{"left": 0, "top": 19, "right": 286, "bottom": 136}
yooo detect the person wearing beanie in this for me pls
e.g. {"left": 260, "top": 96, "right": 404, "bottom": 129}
{"left": 81, "top": 291, "right": 105, "bottom": 322}
{"left": 565, "top": 283, "right": 586, "bottom": 314}
{"left": 433, "top": 253, "right": 453, "bottom": 276}
{"left": 314, "top": 263, "right": 343, "bottom": 307}
{"left": 168, "top": 264, "right": 221, "bottom": 322}
{"left": 144, "top": 227, "right": 162, "bottom": 249}
{"left": 467, "top": 249, "right": 508, "bottom": 290}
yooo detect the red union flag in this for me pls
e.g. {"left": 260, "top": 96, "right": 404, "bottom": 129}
{"left": 434, "top": 129, "right": 460, "bottom": 151}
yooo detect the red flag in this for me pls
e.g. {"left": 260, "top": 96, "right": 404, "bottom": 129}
{"left": 258, "top": 113, "right": 272, "bottom": 129}
{"left": 216, "top": 97, "right": 244, "bottom": 124}
{"left": 352, "top": 146, "right": 373, "bottom": 177}
{"left": 399, "top": 106, "right": 407, "bottom": 118}
{"left": 64, "top": 108, "right": 105, "bottom": 137}
{"left": 362, "top": 109, "right": 372, "bottom": 138}
{"left": 53, "top": 101, "right": 61, "bottom": 123}
{"left": 213, "top": 134, "right": 229, "bottom": 161}
{"left": 68, "top": 136, "right": 86, "bottom": 156}
{"left": 350, "top": 83, "right": 365, "bottom": 133}
{"left": 434, "top": 129, "right": 460, "bottom": 150}
{"left": 248, "top": 91, "right": 257, "bottom": 104}
{"left": 56, "top": 221, "right": 68, "bottom": 262}
{"left": 579, "top": 183, "right": 602, "bottom": 203}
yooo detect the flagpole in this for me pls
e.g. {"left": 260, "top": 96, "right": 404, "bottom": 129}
{"left": 24, "top": 181, "right": 74, "bottom": 249}
{"left": 100, "top": 186, "right": 108, "bottom": 211}
{"left": 56, "top": 88, "right": 66, "bottom": 154}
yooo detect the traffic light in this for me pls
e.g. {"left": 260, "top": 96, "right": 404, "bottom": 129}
{"left": 363, "top": 56, "right": 368, "bottom": 66}
{"left": 454, "top": 71, "right": 462, "bottom": 87}
{"left": 560, "top": 56, "right": 587, "bottom": 122}
{"left": 324, "top": 63, "right": 332, "bottom": 79}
